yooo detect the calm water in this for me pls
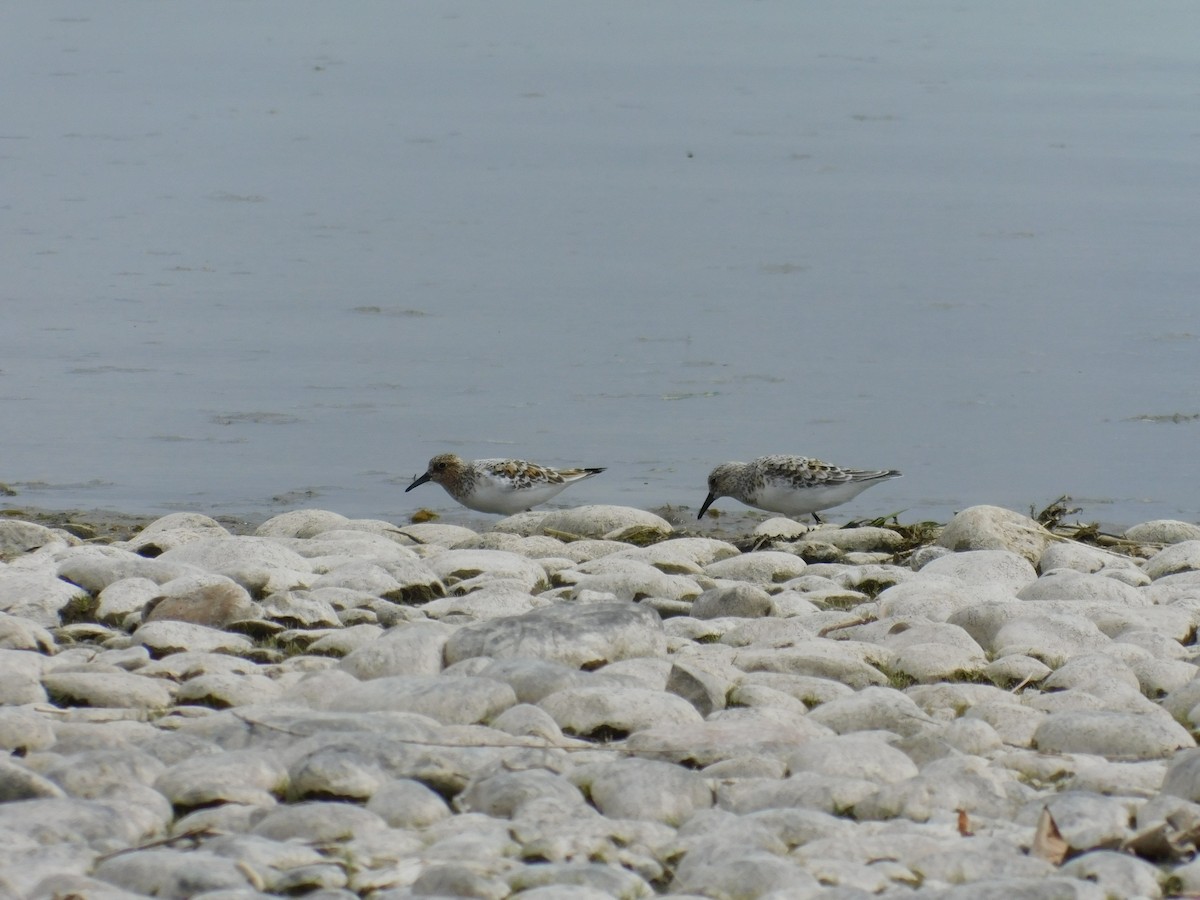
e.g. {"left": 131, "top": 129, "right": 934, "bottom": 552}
{"left": 3, "top": 2, "right": 1199, "bottom": 528}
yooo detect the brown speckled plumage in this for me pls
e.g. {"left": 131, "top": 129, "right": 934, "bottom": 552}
{"left": 699, "top": 454, "right": 900, "bottom": 521}
{"left": 406, "top": 453, "right": 605, "bottom": 514}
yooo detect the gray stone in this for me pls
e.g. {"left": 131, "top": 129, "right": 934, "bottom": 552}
{"left": 1059, "top": 850, "right": 1163, "bottom": 900}
{"left": 0, "top": 662, "right": 48, "bottom": 705}
{"left": 0, "top": 756, "right": 67, "bottom": 801}
{"left": 293, "top": 671, "right": 517, "bottom": 725}
{"left": 421, "top": 583, "right": 545, "bottom": 619}
{"left": 409, "top": 863, "right": 510, "bottom": 899}
{"left": 540, "top": 685, "right": 702, "bottom": 737}
{"left": 155, "top": 749, "right": 289, "bottom": 808}
{"left": 143, "top": 574, "right": 260, "bottom": 627}
{"left": 57, "top": 547, "right": 205, "bottom": 593}
{"left": 304, "top": 623, "right": 385, "bottom": 656}
{"left": 563, "top": 557, "right": 703, "bottom": 603}
{"left": 533, "top": 505, "right": 673, "bottom": 542}
{"left": 785, "top": 734, "right": 919, "bottom": 784}
{"left": 122, "top": 514, "right": 232, "bottom": 556}
{"left": 690, "top": 583, "right": 773, "bottom": 619}
{"left": 250, "top": 800, "right": 391, "bottom": 842}
{"left": 0, "top": 796, "right": 164, "bottom": 852}
{"left": 1066, "top": 759, "right": 1166, "bottom": 799}
{"left": 753, "top": 517, "right": 809, "bottom": 540}
{"left": 704, "top": 550, "right": 809, "bottom": 584}
{"left": 0, "top": 611, "right": 57, "bottom": 652}
{"left": 337, "top": 620, "right": 454, "bottom": 679}
{"left": 203, "top": 832, "right": 346, "bottom": 895}
{"left": 733, "top": 641, "right": 889, "bottom": 690}
{"left": 875, "top": 580, "right": 979, "bottom": 621}
{"left": 716, "top": 771, "right": 881, "bottom": 817}
{"left": 506, "top": 862, "right": 655, "bottom": 899}
{"left": 936, "top": 877, "right": 1107, "bottom": 899}
{"left": 92, "top": 848, "right": 256, "bottom": 898}
{"left": 831, "top": 563, "right": 919, "bottom": 594}
{"left": 1126, "top": 519, "right": 1200, "bottom": 545}
{"left": 95, "top": 577, "right": 161, "bottom": 624}
{"left": 920, "top": 548, "right": 1038, "bottom": 592}
{"left": 259, "top": 589, "right": 342, "bottom": 627}
{"left": 1034, "top": 710, "right": 1194, "bottom": 760}
{"left": 445, "top": 601, "right": 666, "bottom": 669}
{"left": 424, "top": 548, "right": 550, "bottom": 594}
{"left": 1028, "top": 791, "right": 1135, "bottom": 851}
{"left": 0, "top": 571, "right": 91, "bottom": 627}
{"left": 310, "top": 558, "right": 444, "bottom": 603}
{"left": 991, "top": 612, "right": 1111, "bottom": 666}
{"left": 625, "top": 716, "right": 835, "bottom": 767}
{"left": 39, "top": 747, "right": 167, "bottom": 799}
{"left": 132, "top": 620, "right": 255, "bottom": 656}
{"left": 287, "top": 745, "right": 390, "bottom": 802}
{"left": 157, "top": 537, "right": 313, "bottom": 593}
{"left": 477, "top": 658, "right": 598, "bottom": 704}
{"left": 365, "top": 777, "right": 451, "bottom": 828}
{"left": 1017, "top": 569, "right": 1149, "bottom": 607}
{"left": 137, "top": 649, "right": 260, "bottom": 681}
{"left": 0, "top": 520, "right": 76, "bottom": 560}
{"left": 936, "top": 505, "right": 1055, "bottom": 566}
{"left": 1039, "top": 540, "right": 1145, "bottom": 576}
{"left": 617, "top": 536, "right": 741, "bottom": 571}
{"left": 0, "top": 705, "right": 55, "bottom": 752}
{"left": 1161, "top": 676, "right": 1200, "bottom": 724}
{"left": 805, "top": 686, "right": 937, "bottom": 736}
{"left": 174, "top": 672, "right": 284, "bottom": 708}
{"left": 911, "top": 846, "right": 1055, "bottom": 886}
{"left": 1145, "top": 540, "right": 1200, "bottom": 579}
{"left": 457, "top": 768, "right": 586, "bottom": 818}
{"left": 666, "top": 658, "right": 737, "bottom": 716}
{"left": 599, "top": 656, "right": 672, "bottom": 690}
{"left": 254, "top": 509, "right": 352, "bottom": 539}
{"left": 1129, "top": 654, "right": 1197, "bottom": 698}
{"left": 287, "top": 529, "right": 421, "bottom": 562}
{"left": 25, "top": 874, "right": 154, "bottom": 900}
{"left": 737, "top": 671, "right": 855, "bottom": 706}
{"left": 672, "top": 851, "right": 820, "bottom": 898}
{"left": 462, "top": 531, "right": 568, "bottom": 557}
{"left": 42, "top": 670, "right": 173, "bottom": 710}
{"left": 392, "top": 521, "right": 483, "bottom": 546}
{"left": 1159, "top": 747, "right": 1200, "bottom": 803}
{"left": 726, "top": 682, "right": 809, "bottom": 715}
{"left": 577, "top": 758, "right": 711, "bottom": 825}
{"left": 805, "top": 526, "right": 904, "bottom": 553}
{"left": 489, "top": 703, "right": 565, "bottom": 741}
{"left": 890, "top": 642, "right": 988, "bottom": 683}
{"left": 857, "top": 754, "right": 1035, "bottom": 822}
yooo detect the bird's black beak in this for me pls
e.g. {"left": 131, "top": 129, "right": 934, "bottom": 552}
{"left": 697, "top": 492, "right": 717, "bottom": 519}
{"left": 405, "top": 472, "right": 432, "bottom": 493}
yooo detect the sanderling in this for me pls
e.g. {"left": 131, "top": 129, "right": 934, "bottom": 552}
{"left": 698, "top": 454, "right": 901, "bottom": 522}
{"left": 406, "top": 453, "right": 606, "bottom": 514}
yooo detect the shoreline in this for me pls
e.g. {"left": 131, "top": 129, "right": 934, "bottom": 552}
{"left": 2, "top": 500, "right": 1200, "bottom": 895}
{"left": 0, "top": 497, "right": 1149, "bottom": 556}
{"left": 0, "top": 501, "right": 821, "bottom": 547}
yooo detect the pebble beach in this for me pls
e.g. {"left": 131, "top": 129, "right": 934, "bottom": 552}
{"left": 4, "top": 501, "right": 1200, "bottom": 899}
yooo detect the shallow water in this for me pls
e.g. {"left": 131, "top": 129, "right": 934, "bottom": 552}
{"left": 3, "top": 2, "right": 1199, "bottom": 528}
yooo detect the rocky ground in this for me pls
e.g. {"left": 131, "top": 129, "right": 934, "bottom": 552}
{"left": 3, "top": 501, "right": 1200, "bottom": 899}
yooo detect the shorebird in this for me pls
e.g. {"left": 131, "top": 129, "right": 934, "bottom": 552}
{"left": 698, "top": 454, "right": 901, "bottom": 522}
{"left": 406, "top": 453, "right": 605, "bottom": 514}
